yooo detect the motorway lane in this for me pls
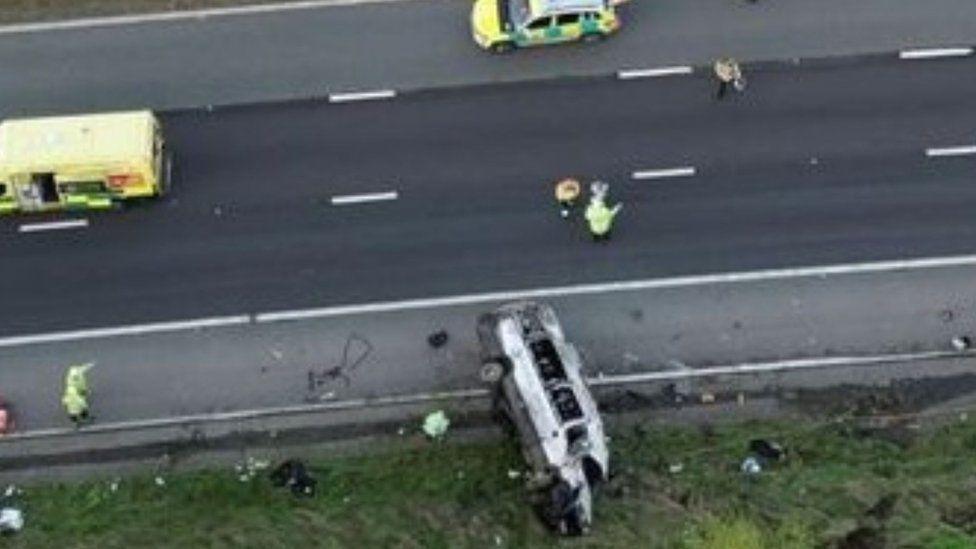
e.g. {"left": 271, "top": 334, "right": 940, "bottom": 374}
{"left": 2, "top": 264, "right": 975, "bottom": 431}
{"left": 0, "top": 58, "right": 975, "bottom": 334}
{"left": 1, "top": 0, "right": 976, "bottom": 116}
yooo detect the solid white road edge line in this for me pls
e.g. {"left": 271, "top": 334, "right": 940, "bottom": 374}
{"left": 617, "top": 66, "right": 694, "bottom": 80}
{"left": 0, "top": 316, "right": 251, "bottom": 348}
{"left": 926, "top": 145, "right": 976, "bottom": 157}
{"left": 899, "top": 47, "right": 974, "bottom": 60}
{"left": 588, "top": 350, "right": 958, "bottom": 387}
{"left": 8, "top": 388, "right": 490, "bottom": 439}
{"left": 330, "top": 190, "right": 399, "bottom": 205}
{"left": 3, "top": 254, "right": 976, "bottom": 348}
{"left": 7, "top": 350, "right": 963, "bottom": 440}
{"left": 632, "top": 166, "right": 697, "bottom": 180}
{"left": 0, "top": 0, "right": 410, "bottom": 35}
{"left": 18, "top": 219, "right": 89, "bottom": 233}
{"left": 328, "top": 89, "right": 397, "bottom": 103}
{"left": 256, "top": 254, "right": 976, "bottom": 322}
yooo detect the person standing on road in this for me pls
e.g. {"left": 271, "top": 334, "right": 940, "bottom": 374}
{"left": 62, "top": 386, "right": 89, "bottom": 427}
{"left": 584, "top": 181, "right": 622, "bottom": 241}
{"left": 62, "top": 363, "right": 93, "bottom": 427}
{"left": 714, "top": 57, "right": 744, "bottom": 99}
{"left": 554, "top": 178, "right": 582, "bottom": 218}
{"left": 65, "top": 363, "right": 93, "bottom": 396}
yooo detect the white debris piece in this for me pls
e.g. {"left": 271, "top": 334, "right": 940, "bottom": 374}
{"left": 668, "top": 463, "right": 684, "bottom": 474}
{"left": 741, "top": 457, "right": 762, "bottom": 475}
{"left": 0, "top": 508, "right": 23, "bottom": 533}
{"left": 422, "top": 410, "right": 450, "bottom": 439}
{"left": 154, "top": 476, "right": 166, "bottom": 487}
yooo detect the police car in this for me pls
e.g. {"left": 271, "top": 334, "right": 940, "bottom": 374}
{"left": 470, "top": 0, "right": 621, "bottom": 53}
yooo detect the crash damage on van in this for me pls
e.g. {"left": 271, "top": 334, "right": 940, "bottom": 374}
{"left": 477, "top": 301, "right": 609, "bottom": 535}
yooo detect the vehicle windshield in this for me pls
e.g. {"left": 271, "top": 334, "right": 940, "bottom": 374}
{"left": 508, "top": 0, "right": 532, "bottom": 28}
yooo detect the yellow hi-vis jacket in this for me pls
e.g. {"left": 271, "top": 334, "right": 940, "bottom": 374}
{"left": 585, "top": 200, "right": 621, "bottom": 236}
{"left": 62, "top": 386, "right": 88, "bottom": 416}
{"left": 65, "top": 363, "right": 93, "bottom": 396}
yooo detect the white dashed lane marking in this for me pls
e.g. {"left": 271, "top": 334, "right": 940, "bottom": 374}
{"left": 328, "top": 90, "right": 397, "bottom": 104}
{"left": 330, "top": 191, "right": 399, "bottom": 205}
{"left": 926, "top": 145, "right": 976, "bottom": 157}
{"left": 631, "top": 167, "right": 697, "bottom": 180}
{"left": 617, "top": 66, "right": 694, "bottom": 80}
{"left": 900, "top": 47, "right": 974, "bottom": 60}
{"left": 18, "top": 219, "right": 89, "bottom": 233}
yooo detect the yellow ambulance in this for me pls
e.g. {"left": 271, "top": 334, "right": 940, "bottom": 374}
{"left": 471, "top": 0, "right": 621, "bottom": 53}
{"left": 0, "top": 110, "right": 169, "bottom": 214}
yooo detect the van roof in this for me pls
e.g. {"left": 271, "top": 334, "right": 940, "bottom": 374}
{"left": 531, "top": 0, "right": 605, "bottom": 17}
{"left": 0, "top": 110, "right": 156, "bottom": 174}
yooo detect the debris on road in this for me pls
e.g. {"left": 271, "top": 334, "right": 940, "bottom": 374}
{"left": 235, "top": 457, "right": 270, "bottom": 482}
{"left": 0, "top": 507, "right": 23, "bottom": 534}
{"left": 741, "top": 456, "right": 762, "bottom": 475}
{"left": 749, "top": 439, "right": 786, "bottom": 462}
{"left": 269, "top": 459, "right": 316, "bottom": 497}
{"left": 952, "top": 336, "right": 971, "bottom": 351}
{"left": 423, "top": 410, "right": 450, "bottom": 439}
{"left": 427, "top": 330, "right": 449, "bottom": 349}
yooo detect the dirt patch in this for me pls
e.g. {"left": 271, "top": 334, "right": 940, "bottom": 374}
{"left": 791, "top": 373, "right": 976, "bottom": 417}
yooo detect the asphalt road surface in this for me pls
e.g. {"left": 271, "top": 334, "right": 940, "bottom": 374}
{"left": 1, "top": 0, "right": 975, "bottom": 115}
{"left": 0, "top": 56, "right": 975, "bottom": 336}
{"left": 2, "top": 264, "right": 974, "bottom": 430}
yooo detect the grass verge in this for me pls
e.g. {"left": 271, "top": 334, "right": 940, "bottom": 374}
{"left": 4, "top": 414, "right": 976, "bottom": 548}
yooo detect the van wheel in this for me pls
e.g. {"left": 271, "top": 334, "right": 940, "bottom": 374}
{"left": 490, "top": 41, "right": 515, "bottom": 54}
{"left": 480, "top": 361, "right": 505, "bottom": 384}
{"left": 582, "top": 32, "right": 604, "bottom": 44}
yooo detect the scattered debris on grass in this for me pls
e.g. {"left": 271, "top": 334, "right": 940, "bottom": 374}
{"left": 423, "top": 410, "right": 450, "bottom": 439}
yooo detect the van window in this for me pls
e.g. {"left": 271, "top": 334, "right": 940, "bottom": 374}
{"left": 0, "top": 183, "right": 6, "bottom": 197}
{"left": 557, "top": 13, "right": 579, "bottom": 25}
{"left": 527, "top": 17, "right": 551, "bottom": 30}
{"left": 583, "top": 11, "right": 599, "bottom": 20}
{"left": 59, "top": 181, "right": 107, "bottom": 195}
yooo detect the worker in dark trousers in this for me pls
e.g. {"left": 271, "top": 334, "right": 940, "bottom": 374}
{"left": 584, "top": 181, "right": 622, "bottom": 241}
{"left": 62, "top": 385, "right": 89, "bottom": 427}
{"left": 62, "top": 363, "right": 93, "bottom": 427}
{"left": 714, "top": 57, "right": 743, "bottom": 100}
{"left": 554, "top": 178, "right": 582, "bottom": 218}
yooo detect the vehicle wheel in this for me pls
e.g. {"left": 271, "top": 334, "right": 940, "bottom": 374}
{"left": 490, "top": 41, "right": 515, "bottom": 54}
{"left": 480, "top": 361, "right": 505, "bottom": 384}
{"left": 582, "top": 33, "right": 604, "bottom": 44}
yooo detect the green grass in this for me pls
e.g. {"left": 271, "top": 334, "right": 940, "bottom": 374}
{"left": 5, "top": 416, "right": 976, "bottom": 548}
